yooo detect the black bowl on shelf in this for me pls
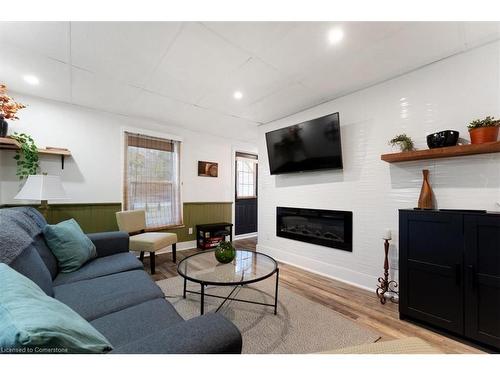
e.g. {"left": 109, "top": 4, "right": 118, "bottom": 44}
{"left": 426, "top": 130, "right": 459, "bottom": 149}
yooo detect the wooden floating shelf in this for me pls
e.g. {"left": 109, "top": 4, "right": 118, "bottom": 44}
{"left": 381, "top": 141, "right": 500, "bottom": 163}
{"left": 0, "top": 137, "right": 71, "bottom": 168}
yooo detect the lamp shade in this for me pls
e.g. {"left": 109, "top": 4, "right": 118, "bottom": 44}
{"left": 14, "top": 175, "right": 68, "bottom": 202}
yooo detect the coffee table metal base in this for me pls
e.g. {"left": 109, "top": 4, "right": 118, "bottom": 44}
{"left": 182, "top": 269, "right": 279, "bottom": 315}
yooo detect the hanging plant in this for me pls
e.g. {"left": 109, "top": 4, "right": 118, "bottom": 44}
{"left": 10, "top": 132, "right": 39, "bottom": 179}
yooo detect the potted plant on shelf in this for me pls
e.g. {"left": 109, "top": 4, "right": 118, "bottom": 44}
{"left": 388, "top": 133, "right": 415, "bottom": 152}
{"left": 0, "top": 84, "right": 26, "bottom": 137}
{"left": 468, "top": 116, "right": 500, "bottom": 144}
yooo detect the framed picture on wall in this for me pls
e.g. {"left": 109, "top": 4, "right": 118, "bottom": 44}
{"left": 198, "top": 161, "right": 218, "bottom": 177}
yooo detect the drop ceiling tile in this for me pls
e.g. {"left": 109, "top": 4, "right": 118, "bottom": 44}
{"left": 71, "top": 67, "right": 142, "bottom": 116}
{"left": 131, "top": 89, "right": 193, "bottom": 126}
{"left": 145, "top": 22, "right": 251, "bottom": 103}
{"left": 243, "top": 82, "right": 326, "bottom": 123}
{"left": 254, "top": 22, "right": 405, "bottom": 78}
{"left": 463, "top": 22, "right": 500, "bottom": 47}
{"left": 198, "top": 57, "right": 291, "bottom": 119}
{"left": 70, "top": 22, "right": 182, "bottom": 86}
{"left": 0, "top": 22, "right": 70, "bottom": 62}
{"left": 298, "top": 22, "right": 466, "bottom": 104}
{"left": 202, "top": 22, "right": 297, "bottom": 56}
{"left": 131, "top": 90, "right": 258, "bottom": 141}
{"left": 0, "top": 43, "right": 71, "bottom": 103}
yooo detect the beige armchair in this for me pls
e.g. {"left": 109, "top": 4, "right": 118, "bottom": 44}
{"left": 116, "top": 210, "right": 178, "bottom": 274}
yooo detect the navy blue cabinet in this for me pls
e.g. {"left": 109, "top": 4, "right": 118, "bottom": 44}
{"left": 399, "top": 209, "right": 500, "bottom": 351}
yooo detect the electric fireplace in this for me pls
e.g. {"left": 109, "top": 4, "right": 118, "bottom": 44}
{"left": 276, "top": 207, "right": 352, "bottom": 251}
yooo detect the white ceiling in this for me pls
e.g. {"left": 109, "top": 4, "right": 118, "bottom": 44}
{"left": 1, "top": 21, "right": 499, "bottom": 142}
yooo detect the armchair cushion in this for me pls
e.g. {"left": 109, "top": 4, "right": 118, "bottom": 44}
{"left": 115, "top": 210, "right": 145, "bottom": 233}
{"left": 129, "top": 232, "right": 177, "bottom": 252}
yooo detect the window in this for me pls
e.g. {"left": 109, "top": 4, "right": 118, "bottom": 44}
{"left": 236, "top": 153, "right": 257, "bottom": 199}
{"left": 123, "top": 132, "right": 182, "bottom": 229}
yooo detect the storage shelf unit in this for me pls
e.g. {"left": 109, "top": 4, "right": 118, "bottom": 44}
{"left": 381, "top": 141, "right": 500, "bottom": 163}
{"left": 196, "top": 222, "right": 233, "bottom": 250}
{"left": 0, "top": 137, "right": 71, "bottom": 169}
{"left": 399, "top": 209, "right": 500, "bottom": 352}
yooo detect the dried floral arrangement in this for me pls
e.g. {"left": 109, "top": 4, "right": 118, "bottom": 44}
{"left": 0, "top": 84, "right": 26, "bottom": 120}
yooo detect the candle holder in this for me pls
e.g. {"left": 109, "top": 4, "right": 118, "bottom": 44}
{"left": 376, "top": 238, "right": 399, "bottom": 304}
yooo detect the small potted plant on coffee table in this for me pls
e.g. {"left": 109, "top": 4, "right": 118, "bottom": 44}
{"left": 214, "top": 241, "right": 236, "bottom": 264}
{"left": 468, "top": 116, "right": 500, "bottom": 144}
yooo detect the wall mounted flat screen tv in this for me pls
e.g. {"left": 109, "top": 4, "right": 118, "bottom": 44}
{"left": 265, "top": 112, "right": 342, "bottom": 175}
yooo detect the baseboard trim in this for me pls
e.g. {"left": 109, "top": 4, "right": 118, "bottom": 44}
{"left": 234, "top": 232, "right": 258, "bottom": 240}
{"left": 176, "top": 240, "right": 197, "bottom": 251}
{"left": 256, "top": 244, "right": 377, "bottom": 293}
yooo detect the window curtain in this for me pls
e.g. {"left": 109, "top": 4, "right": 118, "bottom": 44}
{"left": 123, "top": 132, "right": 182, "bottom": 230}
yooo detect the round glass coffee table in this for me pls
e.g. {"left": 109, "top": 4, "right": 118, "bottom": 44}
{"left": 177, "top": 249, "right": 279, "bottom": 315}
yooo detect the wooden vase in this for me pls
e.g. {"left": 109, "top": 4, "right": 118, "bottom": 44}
{"left": 418, "top": 169, "right": 434, "bottom": 209}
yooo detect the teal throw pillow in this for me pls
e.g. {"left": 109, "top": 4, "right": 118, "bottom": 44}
{"left": 0, "top": 263, "right": 112, "bottom": 353}
{"left": 43, "top": 219, "right": 97, "bottom": 273}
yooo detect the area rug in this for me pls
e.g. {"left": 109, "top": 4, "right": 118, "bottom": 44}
{"left": 156, "top": 276, "right": 380, "bottom": 354}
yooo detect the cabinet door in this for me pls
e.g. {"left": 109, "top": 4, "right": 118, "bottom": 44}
{"left": 399, "top": 211, "right": 464, "bottom": 334}
{"left": 464, "top": 215, "right": 500, "bottom": 349}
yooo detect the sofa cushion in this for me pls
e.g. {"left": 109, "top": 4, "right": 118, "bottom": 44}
{"left": 111, "top": 314, "right": 243, "bottom": 354}
{"left": 4, "top": 207, "right": 58, "bottom": 278}
{"left": 53, "top": 252, "right": 143, "bottom": 286}
{"left": 0, "top": 208, "right": 39, "bottom": 264}
{"left": 90, "top": 298, "right": 183, "bottom": 347}
{"left": 9, "top": 246, "right": 54, "bottom": 296}
{"left": 44, "top": 219, "right": 97, "bottom": 273}
{"left": 9, "top": 206, "right": 47, "bottom": 229}
{"left": 0, "top": 264, "right": 112, "bottom": 354}
{"left": 53, "top": 270, "right": 164, "bottom": 320}
{"left": 33, "top": 233, "right": 58, "bottom": 279}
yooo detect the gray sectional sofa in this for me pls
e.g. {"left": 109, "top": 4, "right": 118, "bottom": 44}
{"left": 0, "top": 207, "right": 242, "bottom": 354}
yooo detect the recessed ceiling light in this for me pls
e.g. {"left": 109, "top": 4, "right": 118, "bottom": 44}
{"left": 328, "top": 28, "right": 344, "bottom": 44}
{"left": 233, "top": 91, "right": 243, "bottom": 100}
{"left": 23, "top": 74, "right": 39, "bottom": 85}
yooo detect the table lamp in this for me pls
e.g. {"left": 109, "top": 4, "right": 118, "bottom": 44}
{"left": 14, "top": 174, "right": 68, "bottom": 217}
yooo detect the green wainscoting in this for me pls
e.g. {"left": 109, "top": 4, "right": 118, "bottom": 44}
{"left": 1, "top": 202, "right": 233, "bottom": 242}
{"left": 174, "top": 202, "right": 232, "bottom": 242}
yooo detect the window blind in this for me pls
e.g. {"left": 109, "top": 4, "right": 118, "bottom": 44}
{"left": 123, "top": 132, "right": 182, "bottom": 229}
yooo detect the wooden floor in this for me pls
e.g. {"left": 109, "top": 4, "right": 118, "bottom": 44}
{"left": 145, "top": 237, "right": 485, "bottom": 354}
